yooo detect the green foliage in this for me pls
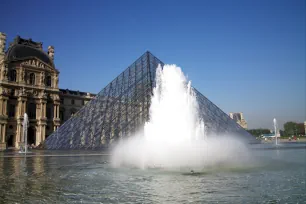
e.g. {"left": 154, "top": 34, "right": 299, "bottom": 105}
{"left": 284, "top": 122, "right": 305, "bottom": 136}
{"left": 297, "top": 123, "right": 305, "bottom": 135}
{"left": 279, "top": 129, "right": 285, "bottom": 136}
{"left": 247, "top": 129, "right": 271, "bottom": 137}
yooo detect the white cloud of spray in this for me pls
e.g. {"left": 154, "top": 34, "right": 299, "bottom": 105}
{"left": 111, "top": 65, "right": 251, "bottom": 170}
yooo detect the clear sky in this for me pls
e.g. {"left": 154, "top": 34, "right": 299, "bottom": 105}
{"left": 1, "top": 0, "right": 305, "bottom": 129}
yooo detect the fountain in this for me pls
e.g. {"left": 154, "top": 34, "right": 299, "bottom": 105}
{"left": 19, "top": 113, "right": 29, "bottom": 154}
{"left": 273, "top": 118, "right": 278, "bottom": 145}
{"left": 111, "top": 64, "right": 250, "bottom": 170}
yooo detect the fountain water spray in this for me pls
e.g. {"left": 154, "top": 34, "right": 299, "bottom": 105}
{"left": 20, "top": 113, "right": 29, "bottom": 154}
{"left": 111, "top": 64, "right": 250, "bottom": 170}
{"left": 273, "top": 118, "right": 278, "bottom": 145}
{"left": 144, "top": 65, "right": 205, "bottom": 146}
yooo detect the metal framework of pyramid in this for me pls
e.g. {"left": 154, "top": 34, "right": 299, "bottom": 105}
{"left": 45, "top": 52, "right": 256, "bottom": 149}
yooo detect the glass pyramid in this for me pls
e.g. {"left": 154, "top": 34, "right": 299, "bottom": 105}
{"left": 45, "top": 52, "right": 256, "bottom": 149}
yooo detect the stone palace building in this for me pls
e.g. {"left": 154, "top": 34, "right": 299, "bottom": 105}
{"left": 229, "top": 112, "right": 248, "bottom": 129}
{"left": 0, "top": 32, "right": 95, "bottom": 150}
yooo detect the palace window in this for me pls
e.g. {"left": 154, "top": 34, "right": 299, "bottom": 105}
{"left": 29, "top": 73, "right": 35, "bottom": 85}
{"left": 8, "top": 104, "right": 15, "bottom": 117}
{"left": 46, "top": 107, "right": 52, "bottom": 119}
{"left": 71, "top": 99, "right": 75, "bottom": 105}
{"left": 59, "top": 109, "right": 65, "bottom": 121}
{"left": 9, "top": 69, "right": 17, "bottom": 82}
{"left": 28, "top": 103, "right": 36, "bottom": 119}
{"left": 46, "top": 75, "right": 52, "bottom": 87}
{"left": 10, "top": 89, "right": 15, "bottom": 96}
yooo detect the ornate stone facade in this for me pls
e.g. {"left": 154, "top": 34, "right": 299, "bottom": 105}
{"left": 0, "top": 33, "right": 95, "bottom": 150}
{"left": 229, "top": 112, "right": 248, "bottom": 129}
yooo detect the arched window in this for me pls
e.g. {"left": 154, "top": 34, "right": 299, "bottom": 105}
{"left": 10, "top": 89, "right": 15, "bottom": 96}
{"left": 10, "top": 69, "right": 17, "bottom": 82}
{"left": 28, "top": 126, "right": 36, "bottom": 145}
{"left": 8, "top": 104, "right": 16, "bottom": 117}
{"left": 7, "top": 135, "right": 14, "bottom": 147}
{"left": 29, "top": 73, "right": 35, "bottom": 85}
{"left": 46, "top": 107, "right": 52, "bottom": 119}
{"left": 28, "top": 103, "right": 36, "bottom": 119}
{"left": 59, "top": 108, "right": 65, "bottom": 122}
{"left": 46, "top": 75, "right": 52, "bottom": 87}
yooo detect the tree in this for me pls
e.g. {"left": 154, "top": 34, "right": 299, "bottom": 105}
{"left": 297, "top": 123, "right": 305, "bottom": 135}
{"left": 279, "top": 129, "right": 285, "bottom": 136}
{"left": 284, "top": 122, "right": 300, "bottom": 136}
{"left": 247, "top": 129, "right": 271, "bottom": 137}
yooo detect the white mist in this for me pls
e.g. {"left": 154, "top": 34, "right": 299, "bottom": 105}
{"left": 111, "top": 64, "right": 249, "bottom": 170}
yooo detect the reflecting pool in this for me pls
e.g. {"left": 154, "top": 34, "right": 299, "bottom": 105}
{"left": 0, "top": 144, "right": 305, "bottom": 203}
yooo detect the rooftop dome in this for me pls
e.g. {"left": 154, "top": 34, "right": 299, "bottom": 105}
{"left": 5, "top": 36, "right": 54, "bottom": 67}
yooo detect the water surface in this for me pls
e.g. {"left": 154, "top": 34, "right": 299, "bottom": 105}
{"left": 0, "top": 144, "right": 305, "bottom": 204}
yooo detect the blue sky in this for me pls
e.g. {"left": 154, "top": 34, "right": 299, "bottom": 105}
{"left": 1, "top": 0, "right": 305, "bottom": 129}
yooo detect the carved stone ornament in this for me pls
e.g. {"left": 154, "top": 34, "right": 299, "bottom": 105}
{"left": 12, "top": 35, "right": 42, "bottom": 50}
{"left": 55, "top": 74, "right": 59, "bottom": 86}
{"left": 53, "top": 94, "right": 60, "bottom": 101}
{"left": 1, "top": 88, "right": 8, "bottom": 95}
{"left": 41, "top": 91, "right": 48, "bottom": 98}
{"left": 1, "top": 66, "right": 8, "bottom": 80}
{"left": 19, "top": 68, "right": 24, "bottom": 81}
{"left": 40, "top": 72, "right": 45, "bottom": 84}
{"left": 18, "top": 87, "right": 27, "bottom": 96}
{"left": 21, "top": 59, "right": 45, "bottom": 69}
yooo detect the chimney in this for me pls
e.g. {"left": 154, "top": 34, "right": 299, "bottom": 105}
{"left": 0, "top": 32, "right": 6, "bottom": 60}
{"left": 48, "top": 45, "right": 55, "bottom": 61}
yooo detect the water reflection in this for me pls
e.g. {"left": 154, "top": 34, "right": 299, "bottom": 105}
{"left": 0, "top": 155, "right": 51, "bottom": 203}
{"left": 0, "top": 148, "right": 305, "bottom": 203}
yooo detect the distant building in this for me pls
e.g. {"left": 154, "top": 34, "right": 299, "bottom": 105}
{"left": 261, "top": 133, "right": 280, "bottom": 138}
{"left": 229, "top": 112, "right": 248, "bottom": 129}
{"left": 0, "top": 32, "right": 95, "bottom": 150}
{"left": 304, "top": 121, "right": 306, "bottom": 136}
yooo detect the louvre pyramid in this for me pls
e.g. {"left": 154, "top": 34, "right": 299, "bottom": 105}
{"left": 45, "top": 52, "right": 256, "bottom": 149}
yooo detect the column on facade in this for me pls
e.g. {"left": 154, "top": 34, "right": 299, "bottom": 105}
{"left": 37, "top": 97, "right": 47, "bottom": 146}
{"left": 53, "top": 104, "right": 57, "bottom": 120}
{"left": 0, "top": 100, "right": 2, "bottom": 115}
{"left": 56, "top": 104, "right": 59, "bottom": 119}
{"left": 36, "top": 125, "right": 46, "bottom": 145}
{"left": 0, "top": 124, "right": 7, "bottom": 147}
{"left": 40, "top": 125, "right": 46, "bottom": 143}
{"left": 0, "top": 95, "right": 8, "bottom": 116}
{"left": 17, "top": 96, "right": 27, "bottom": 116}
{"left": 16, "top": 96, "right": 27, "bottom": 148}
{"left": 1, "top": 124, "right": 6, "bottom": 143}
{"left": 0, "top": 122, "right": 8, "bottom": 149}
{"left": 0, "top": 125, "right": 3, "bottom": 143}
{"left": 17, "top": 98, "right": 27, "bottom": 117}
{"left": 16, "top": 121, "right": 22, "bottom": 145}
{"left": 53, "top": 102, "right": 60, "bottom": 131}
{"left": 40, "top": 100, "right": 47, "bottom": 119}
{"left": 0, "top": 94, "right": 8, "bottom": 149}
